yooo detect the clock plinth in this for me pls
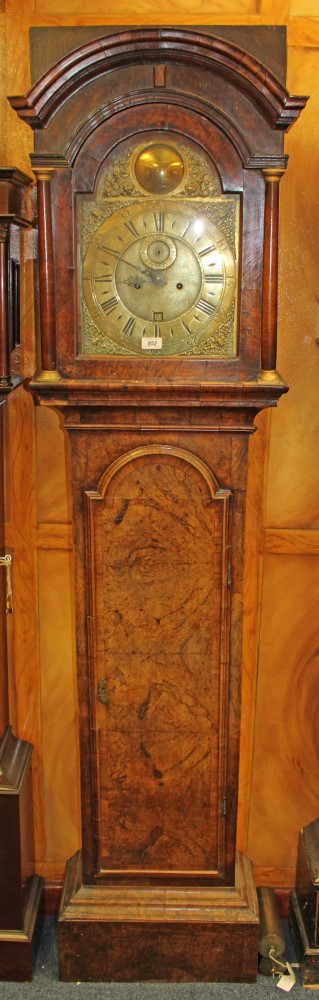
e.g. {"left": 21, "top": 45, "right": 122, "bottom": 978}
{"left": 58, "top": 850, "right": 259, "bottom": 983}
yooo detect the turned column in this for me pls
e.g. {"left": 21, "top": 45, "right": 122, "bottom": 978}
{"left": 34, "top": 168, "right": 60, "bottom": 381}
{"left": 0, "top": 224, "right": 11, "bottom": 387}
{"left": 260, "top": 169, "right": 285, "bottom": 382}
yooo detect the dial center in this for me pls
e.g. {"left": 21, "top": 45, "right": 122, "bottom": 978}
{"left": 115, "top": 234, "right": 202, "bottom": 323}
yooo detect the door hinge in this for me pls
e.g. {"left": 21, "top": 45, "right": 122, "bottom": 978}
{"left": 0, "top": 554, "right": 13, "bottom": 614}
{"left": 221, "top": 795, "right": 227, "bottom": 817}
{"left": 227, "top": 563, "right": 232, "bottom": 588}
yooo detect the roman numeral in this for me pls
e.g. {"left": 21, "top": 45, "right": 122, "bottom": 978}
{"left": 125, "top": 220, "right": 139, "bottom": 238}
{"left": 100, "top": 295, "right": 118, "bottom": 314}
{"left": 198, "top": 244, "right": 216, "bottom": 257}
{"left": 94, "top": 274, "right": 112, "bottom": 282}
{"left": 204, "top": 274, "right": 223, "bottom": 283}
{"left": 181, "top": 320, "right": 193, "bottom": 336}
{"left": 123, "top": 316, "right": 136, "bottom": 336}
{"left": 100, "top": 245, "right": 120, "bottom": 258}
{"left": 196, "top": 299, "right": 216, "bottom": 316}
{"left": 153, "top": 212, "right": 165, "bottom": 232}
{"left": 181, "top": 221, "right": 192, "bottom": 238}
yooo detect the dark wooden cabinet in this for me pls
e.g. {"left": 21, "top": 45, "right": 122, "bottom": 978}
{"left": 10, "top": 25, "right": 306, "bottom": 982}
{"left": 290, "top": 819, "right": 319, "bottom": 987}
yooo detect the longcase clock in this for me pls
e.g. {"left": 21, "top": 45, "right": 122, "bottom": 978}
{"left": 10, "top": 25, "right": 307, "bottom": 983}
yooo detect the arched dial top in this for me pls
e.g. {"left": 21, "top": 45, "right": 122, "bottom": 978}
{"left": 82, "top": 198, "right": 237, "bottom": 357}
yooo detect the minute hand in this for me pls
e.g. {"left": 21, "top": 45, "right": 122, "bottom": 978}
{"left": 101, "top": 245, "right": 151, "bottom": 276}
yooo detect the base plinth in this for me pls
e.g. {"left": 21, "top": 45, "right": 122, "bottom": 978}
{"left": 0, "top": 874, "right": 43, "bottom": 981}
{"left": 58, "top": 850, "right": 259, "bottom": 982}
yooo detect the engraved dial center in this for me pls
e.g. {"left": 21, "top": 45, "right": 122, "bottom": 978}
{"left": 115, "top": 234, "right": 202, "bottom": 323}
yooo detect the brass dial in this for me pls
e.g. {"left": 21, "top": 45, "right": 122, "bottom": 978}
{"left": 82, "top": 199, "right": 236, "bottom": 356}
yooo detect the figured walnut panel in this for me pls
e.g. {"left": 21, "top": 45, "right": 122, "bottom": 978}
{"left": 85, "top": 446, "right": 230, "bottom": 876}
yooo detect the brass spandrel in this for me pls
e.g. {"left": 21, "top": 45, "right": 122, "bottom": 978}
{"left": 99, "top": 140, "right": 220, "bottom": 201}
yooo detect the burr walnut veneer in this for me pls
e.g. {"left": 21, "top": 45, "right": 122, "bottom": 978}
{"left": 10, "top": 25, "right": 306, "bottom": 982}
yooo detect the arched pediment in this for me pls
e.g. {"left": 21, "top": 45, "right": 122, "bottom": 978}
{"left": 66, "top": 92, "right": 251, "bottom": 172}
{"left": 9, "top": 27, "right": 306, "bottom": 134}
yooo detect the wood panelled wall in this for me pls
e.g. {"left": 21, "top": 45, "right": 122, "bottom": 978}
{"left": 1, "top": 0, "right": 318, "bottom": 887}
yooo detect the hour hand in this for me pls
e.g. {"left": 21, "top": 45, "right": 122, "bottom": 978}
{"left": 119, "top": 274, "right": 150, "bottom": 289}
{"left": 120, "top": 272, "right": 166, "bottom": 288}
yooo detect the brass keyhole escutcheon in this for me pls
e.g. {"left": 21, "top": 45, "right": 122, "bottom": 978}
{"left": 97, "top": 678, "right": 108, "bottom": 706}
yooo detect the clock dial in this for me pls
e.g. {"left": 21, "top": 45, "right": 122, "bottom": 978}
{"left": 82, "top": 200, "right": 236, "bottom": 356}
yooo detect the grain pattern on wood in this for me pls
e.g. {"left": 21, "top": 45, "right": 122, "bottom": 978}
{"left": 86, "top": 447, "right": 230, "bottom": 875}
{"left": 247, "top": 554, "right": 319, "bottom": 875}
{"left": 264, "top": 528, "right": 319, "bottom": 555}
{"left": 5, "top": 386, "right": 45, "bottom": 866}
{"left": 37, "top": 549, "right": 80, "bottom": 868}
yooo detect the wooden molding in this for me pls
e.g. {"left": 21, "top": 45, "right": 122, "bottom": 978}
{"left": 9, "top": 28, "right": 307, "bottom": 132}
{"left": 264, "top": 528, "right": 319, "bottom": 555}
{"left": 41, "top": 878, "right": 292, "bottom": 918}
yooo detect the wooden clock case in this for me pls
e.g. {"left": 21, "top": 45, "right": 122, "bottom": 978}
{"left": 10, "top": 26, "right": 306, "bottom": 982}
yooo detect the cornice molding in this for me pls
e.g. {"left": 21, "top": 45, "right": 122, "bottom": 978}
{"left": 8, "top": 28, "right": 307, "bottom": 133}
